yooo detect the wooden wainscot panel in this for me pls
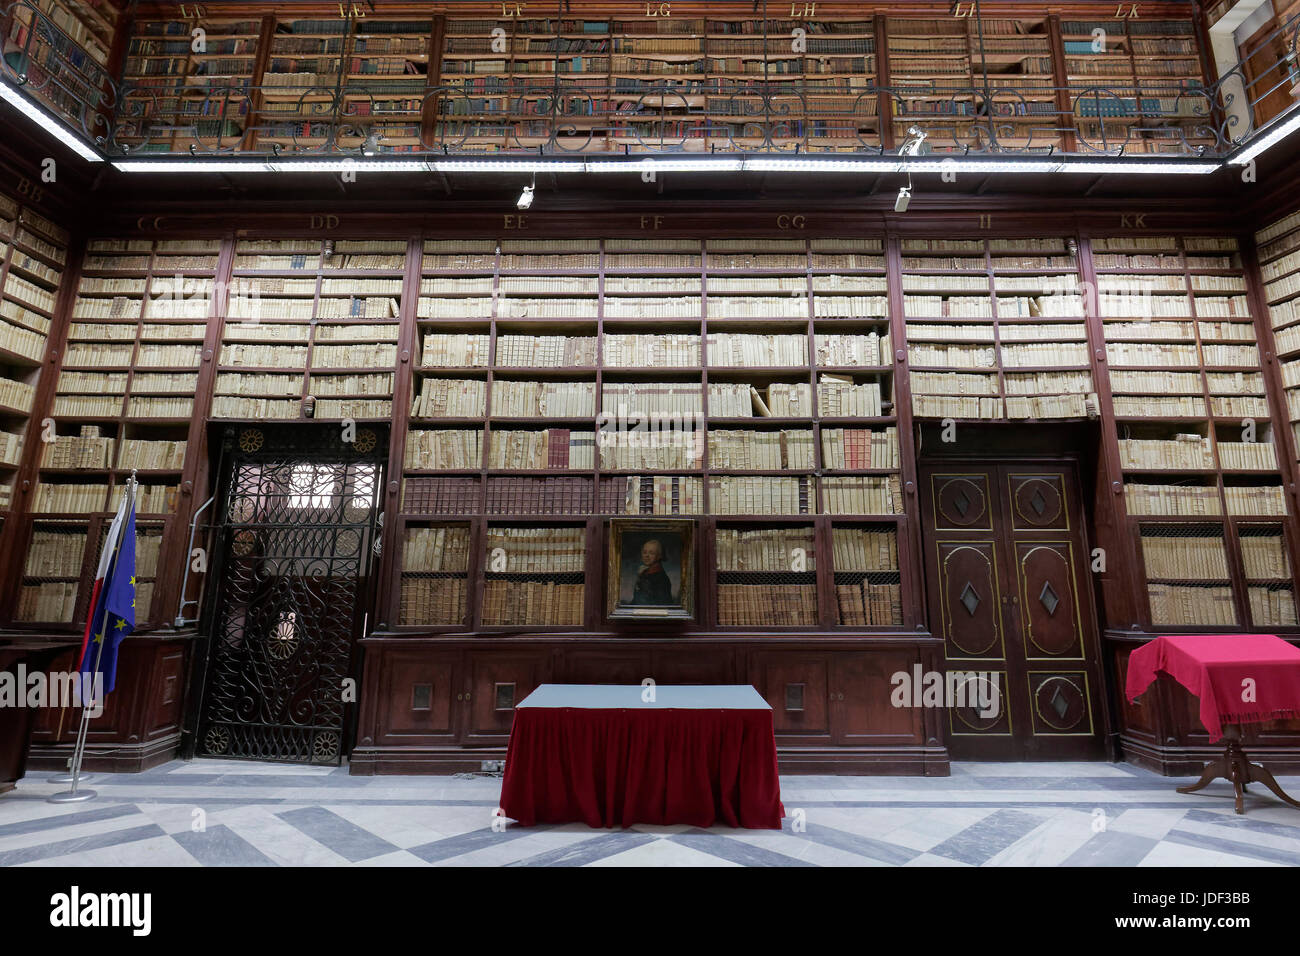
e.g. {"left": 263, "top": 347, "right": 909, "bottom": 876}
{"left": 1114, "top": 645, "right": 1157, "bottom": 740}
{"left": 831, "top": 650, "right": 923, "bottom": 746}
{"left": 145, "top": 644, "right": 186, "bottom": 742}
{"left": 648, "top": 647, "right": 741, "bottom": 685}
{"left": 748, "top": 651, "right": 830, "bottom": 741}
{"left": 558, "top": 649, "right": 653, "bottom": 685}
{"left": 463, "top": 651, "right": 552, "bottom": 744}
{"left": 370, "top": 648, "right": 461, "bottom": 747}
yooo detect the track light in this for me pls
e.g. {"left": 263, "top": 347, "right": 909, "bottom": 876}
{"left": 361, "top": 130, "right": 381, "bottom": 156}
{"left": 895, "top": 185, "right": 912, "bottom": 213}
{"left": 322, "top": 240, "right": 335, "bottom": 257}
{"left": 516, "top": 175, "right": 535, "bottom": 210}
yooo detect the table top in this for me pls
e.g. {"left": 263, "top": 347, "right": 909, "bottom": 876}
{"left": 1150, "top": 634, "right": 1300, "bottom": 665}
{"left": 517, "top": 684, "right": 771, "bottom": 711}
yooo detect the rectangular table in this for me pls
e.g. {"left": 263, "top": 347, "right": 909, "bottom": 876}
{"left": 1126, "top": 634, "right": 1300, "bottom": 814}
{"left": 499, "top": 684, "right": 785, "bottom": 829}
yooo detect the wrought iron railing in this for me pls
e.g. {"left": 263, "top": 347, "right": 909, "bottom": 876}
{"left": 0, "top": 0, "right": 117, "bottom": 149}
{"left": 1, "top": 0, "right": 1297, "bottom": 162}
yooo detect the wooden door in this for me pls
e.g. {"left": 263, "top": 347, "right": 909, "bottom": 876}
{"left": 1241, "top": 20, "right": 1297, "bottom": 131}
{"left": 919, "top": 461, "right": 1105, "bottom": 760}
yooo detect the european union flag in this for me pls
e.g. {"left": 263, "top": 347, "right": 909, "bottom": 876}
{"left": 81, "top": 496, "right": 136, "bottom": 695}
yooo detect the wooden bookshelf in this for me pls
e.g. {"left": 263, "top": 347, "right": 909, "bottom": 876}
{"left": 887, "top": 15, "right": 1060, "bottom": 152}
{"left": 219, "top": 237, "right": 404, "bottom": 423}
{"left": 395, "top": 234, "right": 904, "bottom": 630}
{"left": 23, "top": 236, "right": 216, "bottom": 626}
{"left": 0, "top": 191, "right": 68, "bottom": 516}
{"left": 434, "top": 10, "right": 879, "bottom": 154}
{"left": 1094, "top": 233, "right": 1294, "bottom": 630}
{"left": 117, "top": 16, "right": 262, "bottom": 152}
{"left": 903, "top": 236, "right": 1095, "bottom": 422}
{"left": 1059, "top": 15, "right": 1211, "bottom": 154}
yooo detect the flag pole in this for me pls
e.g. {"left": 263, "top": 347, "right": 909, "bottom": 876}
{"left": 49, "top": 473, "right": 136, "bottom": 804}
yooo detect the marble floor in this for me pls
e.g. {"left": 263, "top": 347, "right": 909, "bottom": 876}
{"left": 1, "top": 759, "right": 1299, "bottom": 866}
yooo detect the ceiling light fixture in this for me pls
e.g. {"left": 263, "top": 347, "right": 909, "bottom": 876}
{"left": 0, "top": 78, "right": 103, "bottom": 162}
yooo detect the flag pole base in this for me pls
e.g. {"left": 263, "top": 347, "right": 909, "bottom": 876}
{"left": 47, "top": 789, "right": 96, "bottom": 804}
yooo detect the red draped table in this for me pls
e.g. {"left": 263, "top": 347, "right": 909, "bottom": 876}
{"left": 499, "top": 684, "right": 785, "bottom": 829}
{"left": 1126, "top": 634, "right": 1300, "bottom": 814}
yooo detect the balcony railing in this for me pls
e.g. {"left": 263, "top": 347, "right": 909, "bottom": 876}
{"left": 1, "top": 0, "right": 1297, "bottom": 162}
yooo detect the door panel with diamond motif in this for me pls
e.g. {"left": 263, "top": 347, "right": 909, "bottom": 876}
{"left": 920, "top": 462, "right": 1104, "bottom": 760}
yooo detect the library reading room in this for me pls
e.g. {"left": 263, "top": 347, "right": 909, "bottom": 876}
{"left": 1, "top": 0, "right": 1300, "bottom": 876}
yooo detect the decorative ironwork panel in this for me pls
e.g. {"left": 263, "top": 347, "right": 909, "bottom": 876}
{"left": 197, "top": 426, "right": 386, "bottom": 764}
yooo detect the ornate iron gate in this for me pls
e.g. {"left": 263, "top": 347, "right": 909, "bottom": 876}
{"left": 196, "top": 425, "right": 386, "bottom": 764}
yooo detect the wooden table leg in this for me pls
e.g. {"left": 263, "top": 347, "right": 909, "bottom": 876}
{"left": 1178, "top": 724, "right": 1300, "bottom": 815}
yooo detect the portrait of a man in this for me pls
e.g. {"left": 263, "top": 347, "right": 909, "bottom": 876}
{"left": 607, "top": 519, "right": 695, "bottom": 621}
{"left": 632, "top": 539, "right": 674, "bottom": 605}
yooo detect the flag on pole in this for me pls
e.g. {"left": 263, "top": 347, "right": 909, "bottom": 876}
{"left": 78, "top": 480, "right": 137, "bottom": 694}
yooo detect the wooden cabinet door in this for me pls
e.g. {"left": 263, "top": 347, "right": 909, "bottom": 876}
{"left": 920, "top": 461, "right": 1105, "bottom": 759}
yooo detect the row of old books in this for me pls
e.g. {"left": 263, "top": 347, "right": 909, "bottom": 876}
{"left": 23, "top": 528, "right": 85, "bottom": 575}
{"left": 836, "top": 582, "right": 903, "bottom": 626}
{"left": 706, "top": 430, "right": 816, "bottom": 471}
{"left": 0, "top": 318, "right": 47, "bottom": 362}
{"left": 1005, "top": 394, "right": 1095, "bottom": 419}
{"left": 621, "top": 475, "right": 703, "bottom": 515}
{"left": 1224, "top": 486, "right": 1288, "bottom": 516}
{"left": 42, "top": 430, "right": 114, "bottom": 469}
{"left": 2, "top": 298, "right": 52, "bottom": 333}
{"left": 406, "top": 430, "right": 482, "bottom": 470}
{"left": 1241, "top": 533, "right": 1291, "bottom": 579}
{"left": 821, "top": 476, "right": 904, "bottom": 515}
{"left": 0, "top": 429, "right": 22, "bottom": 465}
{"left": 820, "top": 428, "right": 899, "bottom": 470}
{"left": 211, "top": 397, "right": 301, "bottom": 418}
{"left": 412, "top": 378, "right": 485, "bottom": 418}
{"left": 404, "top": 525, "right": 472, "bottom": 572}
{"left": 310, "top": 374, "right": 393, "bottom": 397}
{"left": 600, "top": 438, "right": 700, "bottom": 471}
{"left": 32, "top": 483, "right": 108, "bottom": 513}
{"left": 832, "top": 527, "right": 898, "bottom": 570}
{"left": 482, "top": 580, "right": 584, "bottom": 626}
{"left": 1247, "top": 587, "right": 1298, "bottom": 626}
{"left": 0, "top": 375, "right": 34, "bottom": 412}
{"left": 69, "top": 322, "right": 205, "bottom": 341}
{"left": 224, "top": 323, "right": 310, "bottom": 343}
{"left": 1148, "top": 583, "right": 1237, "bottom": 626}
{"left": 604, "top": 334, "right": 701, "bottom": 367}
{"left": 1118, "top": 436, "right": 1214, "bottom": 471}
{"left": 708, "top": 383, "right": 813, "bottom": 417}
{"left": 717, "top": 584, "right": 817, "bottom": 627}
{"left": 1125, "top": 483, "right": 1222, "bottom": 516}
{"left": 496, "top": 381, "right": 596, "bottom": 418}
{"left": 490, "top": 430, "right": 596, "bottom": 470}
{"left": 484, "top": 527, "right": 586, "bottom": 573}
{"left": 16, "top": 583, "right": 78, "bottom": 623}
{"left": 110, "top": 484, "right": 177, "bottom": 513}
{"left": 1217, "top": 442, "right": 1278, "bottom": 471}
{"left": 65, "top": 344, "right": 201, "bottom": 367}
{"left": 400, "top": 576, "right": 468, "bottom": 626}
{"left": 912, "top": 395, "right": 1005, "bottom": 419}
{"left": 119, "top": 439, "right": 188, "bottom": 471}
{"left": 1142, "top": 532, "right": 1230, "bottom": 580}
{"left": 215, "top": 372, "right": 302, "bottom": 397}
{"left": 497, "top": 335, "right": 597, "bottom": 367}
{"left": 716, "top": 527, "right": 816, "bottom": 571}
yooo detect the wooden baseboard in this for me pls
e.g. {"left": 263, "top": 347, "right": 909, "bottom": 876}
{"left": 349, "top": 744, "right": 952, "bottom": 777}
{"left": 1120, "top": 734, "right": 1300, "bottom": 775}
{"left": 28, "top": 734, "right": 181, "bottom": 774}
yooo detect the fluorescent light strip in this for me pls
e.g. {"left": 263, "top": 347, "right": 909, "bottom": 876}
{"left": 0, "top": 79, "right": 102, "bottom": 163}
{"left": 1228, "top": 108, "right": 1300, "bottom": 165}
{"left": 585, "top": 158, "right": 744, "bottom": 172}
{"left": 432, "top": 160, "right": 585, "bottom": 172}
